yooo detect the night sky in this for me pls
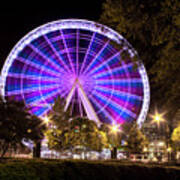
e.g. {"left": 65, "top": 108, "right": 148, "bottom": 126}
{"left": 0, "top": 1, "right": 103, "bottom": 69}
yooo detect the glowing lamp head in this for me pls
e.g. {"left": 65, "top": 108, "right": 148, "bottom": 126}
{"left": 150, "top": 109, "right": 166, "bottom": 127}
{"left": 109, "top": 123, "right": 121, "bottom": 134}
{"left": 154, "top": 114, "right": 162, "bottom": 123}
{"left": 167, "top": 147, "right": 172, "bottom": 152}
{"left": 27, "top": 129, "right": 32, "bottom": 133}
{"left": 143, "top": 147, "right": 148, "bottom": 152}
{"left": 43, "top": 116, "right": 50, "bottom": 125}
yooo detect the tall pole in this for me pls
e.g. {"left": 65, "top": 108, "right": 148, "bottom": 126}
{"left": 109, "top": 124, "right": 121, "bottom": 159}
{"left": 150, "top": 110, "right": 170, "bottom": 162}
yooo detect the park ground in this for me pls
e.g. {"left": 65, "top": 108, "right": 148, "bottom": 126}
{"left": 0, "top": 158, "right": 180, "bottom": 180}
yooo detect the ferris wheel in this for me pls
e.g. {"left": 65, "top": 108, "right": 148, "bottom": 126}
{"left": 1, "top": 19, "right": 150, "bottom": 126}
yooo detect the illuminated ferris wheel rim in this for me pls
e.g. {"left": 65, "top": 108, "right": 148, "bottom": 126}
{"left": 1, "top": 19, "right": 150, "bottom": 126}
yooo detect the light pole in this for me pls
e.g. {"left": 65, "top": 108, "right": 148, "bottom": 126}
{"left": 150, "top": 110, "right": 171, "bottom": 162}
{"left": 109, "top": 123, "right": 121, "bottom": 159}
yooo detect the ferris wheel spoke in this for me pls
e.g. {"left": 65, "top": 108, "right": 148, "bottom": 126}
{"left": 92, "top": 63, "right": 134, "bottom": 79}
{"left": 95, "top": 84, "right": 142, "bottom": 101}
{"left": 92, "top": 89, "right": 137, "bottom": 119}
{"left": 27, "top": 87, "right": 60, "bottom": 107}
{"left": 87, "top": 51, "right": 121, "bottom": 77}
{"left": 93, "top": 96, "right": 125, "bottom": 124}
{"left": 76, "top": 29, "right": 79, "bottom": 75}
{"left": 79, "top": 32, "right": 96, "bottom": 74}
{"left": 7, "top": 72, "right": 60, "bottom": 82}
{"left": 15, "top": 57, "right": 62, "bottom": 77}
{"left": 47, "top": 38, "right": 74, "bottom": 73}
{"left": 29, "top": 85, "right": 60, "bottom": 99}
{"left": 23, "top": 88, "right": 58, "bottom": 107}
{"left": 82, "top": 40, "right": 110, "bottom": 75}
{"left": 88, "top": 93, "right": 117, "bottom": 124}
{"left": 40, "top": 87, "right": 67, "bottom": 105}
{"left": 60, "top": 30, "right": 76, "bottom": 74}
{"left": 44, "top": 35, "right": 72, "bottom": 73}
{"left": 30, "top": 36, "right": 66, "bottom": 73}
{"left": 28, "top": 44, "right": 63, "bottom": 74}
{"left": 93, "top": 88, "right": 128, "bottom": 114}
{"left": 30, "top": 106, "right": 49, "bottom": 117}
{"left": 38, "top": 107, "right": 51, "bottom": 117}
{"left": 96, "top": 78, "right": 142, "bottom": 85}
{"left": 6, "top": 83, "right": 60, "bottom": 96}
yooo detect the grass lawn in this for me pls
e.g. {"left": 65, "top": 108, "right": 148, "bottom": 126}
{"left": 0, "top": 158, "right": 180, "bottom": 180}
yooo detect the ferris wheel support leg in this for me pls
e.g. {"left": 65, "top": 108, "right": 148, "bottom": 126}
{"left": 77, "top": 81, "right": 100, "bottom": 125}
{"left": 64, "top": 80, "right": 77, "bottom": 111}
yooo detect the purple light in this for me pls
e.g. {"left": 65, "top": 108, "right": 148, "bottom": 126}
{"left": 1, "top": 19, "right": 150, "bottom": 126}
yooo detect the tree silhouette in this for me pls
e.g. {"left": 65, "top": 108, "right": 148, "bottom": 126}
{"left": 100, "top": 0, "right": 180, "bottom": 122}
{"left": 0, "top": 98, "right": 46, "bottom": 158}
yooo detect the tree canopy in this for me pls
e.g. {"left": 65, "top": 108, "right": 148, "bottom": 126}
{"left": 48, "top": 96, "right": 71, "bottom": 130}
{"left": 46, "top": 117, "right": 108, "bottom": 154}
{"left": 100, "top": 0, "right": 180, "bottom": 121}
{"left": 126, "top": 123, "right": 148, "bottom": 153}
{"left": 46, "top": 97, "right": 108, "bottom": 155}
{"left": 100, "top": 123, "right": 122, "bottom": 149}
{"left": 0, "top": 98, "right": 46, "bottom": 157}
{"left": 171, "top": 123, "right": 180, "bottom": 151}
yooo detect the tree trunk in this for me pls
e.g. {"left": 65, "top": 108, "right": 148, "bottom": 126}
{"left": 0, "top": 143, "right": 9, "bottom": 158}
{"left": 33, "top": 141, "right": 41, "bottom": 158}
{"left": 111, "top": 147, "right": 117, "bottom": 159}
{"left": 171, "top": 150, "right": 177, "bottom": 163}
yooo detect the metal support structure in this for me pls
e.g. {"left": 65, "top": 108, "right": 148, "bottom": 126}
{"left": 65, "top": 78, "right": 100, "bottom": 124}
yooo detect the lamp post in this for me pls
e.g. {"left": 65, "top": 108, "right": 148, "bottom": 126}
{"left": 33, "top": 116, "right": 50, "bottom": 158}
{"left": 109, "top": 123, "right": 121, "bottom": 159}
{"left": 150, "top": 110, "right": 171, "bottom": 162}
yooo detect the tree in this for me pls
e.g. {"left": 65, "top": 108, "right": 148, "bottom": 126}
{"left": 100, "top": 123, "right": 123, "bottom": 159}
{"left": 100, "top": 0, "right": 180, "bottom": 123}
{"left": 0, "top": 98, "right": 46, "bottom": 158}
{"left": 46, "top": 97, "right": 108, "bottom": 157}
{"left": 126, "top": 123, "right": 148, "bottom": 154}
{"left": 48, "top": 96, "right": 71, "bottom": 130}
{"left": 45, "top": 96, "right": 72, "bottom": 152}
{"left": 70, "top": 117, "right": 108, "bottom": 152}
{"left": 171, "top": 124, "right": 180, "bottom": 151}
{"left": 170, "top": 123, "right": 180, "bottom": 161}
{"left": 100, "top": 122, "right": 147, "bottom": 158}
{"left": 47, "top": 117, "right": 108, "bottom": 158}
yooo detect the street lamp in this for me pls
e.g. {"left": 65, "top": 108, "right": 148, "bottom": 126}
{"left": 150, "top": 109, "right": 171, "bottom": 162}
{"left": 150, "top": 110, "right": 165, "bottom": 128}
{"left": 143, "top": 147, "right": 148, "bottom": 152}
{"left": 109, "top": 123, "right": 122, "bottom": 159}
{"left": 43, "top": 116, "right": 50, "bottom": 126}
{"left": 110, "top": 124, "right": 121, "bottom": 134}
